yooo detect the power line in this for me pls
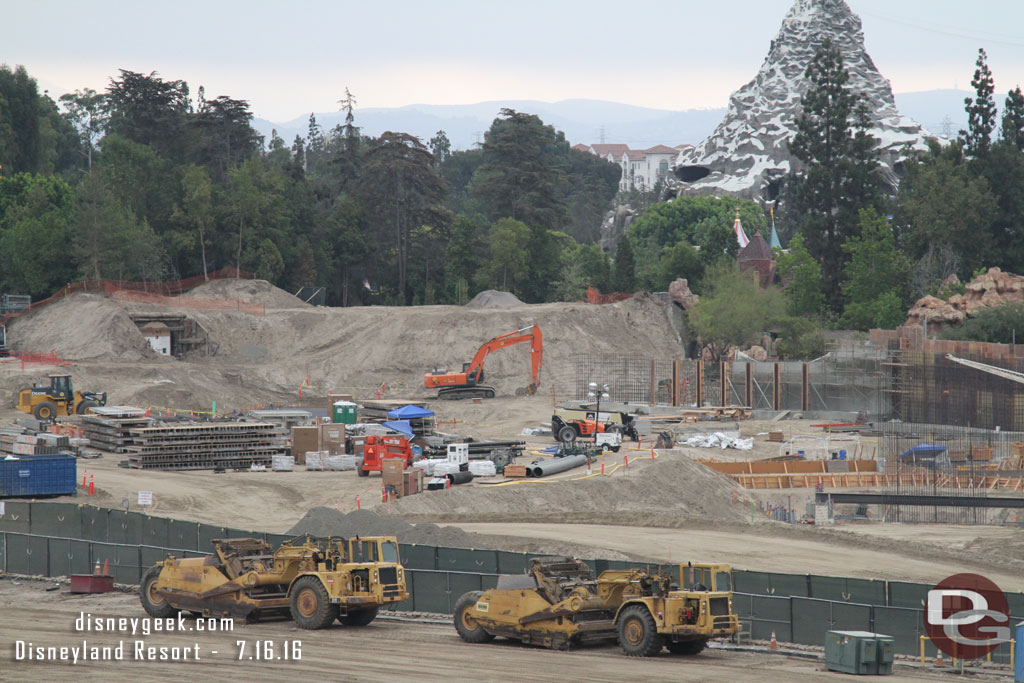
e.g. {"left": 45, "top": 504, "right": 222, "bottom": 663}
{"left": 860, "top": 9, "right": 1024, "bottom": 48}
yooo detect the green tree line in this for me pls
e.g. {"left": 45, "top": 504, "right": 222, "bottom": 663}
{"left": 0, "top": 67, "right": 621, "bottom": 305}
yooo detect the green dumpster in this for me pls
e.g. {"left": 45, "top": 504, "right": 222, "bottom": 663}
{"left": 332, "top": 401, "right": 358, "bottom": 424}
{"left": 825, "top": 630, "right": 894, "bottom": 675}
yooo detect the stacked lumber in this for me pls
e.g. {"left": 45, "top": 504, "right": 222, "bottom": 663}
{"left": 125, "top": 422, "right": 286, "bottom": 470}
{"left": 0, "top": 428, "right": 69, "bottom": 455}
{"left": 81, "top": 407, "right": 152, "bottom": 453}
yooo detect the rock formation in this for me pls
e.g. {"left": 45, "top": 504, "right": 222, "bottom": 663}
{"left": 905, "top": 268, "right": 1024, "bottom": 329}
{"left": 675, "top": 0, "right": 932, "bottom": 200}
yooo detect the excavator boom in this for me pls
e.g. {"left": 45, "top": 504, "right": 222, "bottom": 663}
{"left": 425, "top": 324, "right": 542, "bottom": 400}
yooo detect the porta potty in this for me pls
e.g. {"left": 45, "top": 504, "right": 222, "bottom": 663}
{"left": 332, "top": 400, "right": 358, "bottom": 424}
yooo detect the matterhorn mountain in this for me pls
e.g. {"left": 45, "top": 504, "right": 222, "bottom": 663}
{"left": 675, "top": 0, "right": 932, "bottom": 200}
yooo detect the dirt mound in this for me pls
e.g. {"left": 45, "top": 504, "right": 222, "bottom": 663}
{"left": 288, "top": 507, "right": 480, "bottom": 547}
{"left": 382, "top": 452, "right": 755, "bottom": 525}
{"left": 465, "top": 290, "right": 524, "bottom": 308}
{"left": 188, "top": 278, "right": 310, "bottom": 309}
{"left": 7, "top": 294, "right": 156, "bottom": 362}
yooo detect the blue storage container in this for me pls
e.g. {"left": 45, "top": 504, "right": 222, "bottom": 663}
{"left": 0, "top": 454, "right": 77, "bottom": 497}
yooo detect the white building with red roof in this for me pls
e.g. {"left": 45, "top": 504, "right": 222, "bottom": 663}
{"left": 576, "top": 142, "right": 683, "bottom": 192}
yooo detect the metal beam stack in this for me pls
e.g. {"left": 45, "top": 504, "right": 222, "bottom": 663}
{"left": 125, "top": 422, "right": 286, "bottom": 470}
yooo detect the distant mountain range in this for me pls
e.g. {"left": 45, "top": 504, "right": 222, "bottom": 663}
{"left": 251, "top": 90, "right": 983, "bottom": 152}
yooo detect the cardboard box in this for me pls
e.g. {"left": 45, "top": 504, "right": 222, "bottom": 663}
{"left": 503, "top": 465, "right": 528, "bottom": 478}
{"left": 320, "top": 424, "right": 346, "bottom": 455}
{"left": 402, "top": 469, "right": 424, "bottom": 496}
{"left": 292, "top": 426, "right": 320, "bottom": 465}
{"left": 382, "top": 458, "right": 405, "bottom": 486}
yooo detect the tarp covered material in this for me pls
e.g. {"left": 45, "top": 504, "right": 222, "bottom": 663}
{"left": 683, "top": 432, "right": 754, "bottom": 450}
{"left": 388, "top": 404, "right": 434, "bottom": 419}
{"left": 898, "top": 444, "right": 946, "bottom": 460}
{"left": 381, "top": 420, "right": 414, "bottom": 436}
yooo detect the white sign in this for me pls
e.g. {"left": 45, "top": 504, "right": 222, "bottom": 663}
{"left": 138, "top": 491, "right": 153, "bottom": 506}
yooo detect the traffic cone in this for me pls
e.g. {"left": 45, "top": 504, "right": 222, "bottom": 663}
{"left": 769, "top": 632, "right": 778, "bottom": 650}
{"left": 356, "top": 495, "right": 361, "bottom": 510}
{"left": 651, "top": 447, "right": 655, "bottom": 460}
{"left": 102, "top": 559, "right": 109, "bottom": 576}
{"left": 88, "top": 474, "right": 94, "bottom": 496}
{"left": 94, "top": 559, "right": 101, "bottom": 575}
{"left": 935, "top": 651, "right": 944, "bottom": 666}
{"left": 624, "top": 454, "right": 629, "bottom": 468}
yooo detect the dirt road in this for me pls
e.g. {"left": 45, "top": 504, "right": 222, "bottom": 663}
{"left": 0, "top": 578, "right": 948, "bottom": 682}
{"left": 446, "top": 523, "right": 1024, "bottom": 591}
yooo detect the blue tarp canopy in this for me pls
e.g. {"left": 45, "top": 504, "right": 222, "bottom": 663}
{"left": 899, "top": 444, "right": 947, "bottom": 460}
{"left": 381, "top": 420, "right": 414, "bottom": 436}
{"left": 388, "top": 404, "right": 434, "bottom": 419}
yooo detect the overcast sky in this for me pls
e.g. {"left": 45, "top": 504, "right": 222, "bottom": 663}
{"left": 6, "top": 1, "right": 1024, "bottom": 122}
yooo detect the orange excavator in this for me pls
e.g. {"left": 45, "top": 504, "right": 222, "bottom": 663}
{"left": 424, "top": 324, "right": 542, "bottom": 400}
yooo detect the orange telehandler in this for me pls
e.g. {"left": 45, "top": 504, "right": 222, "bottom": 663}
{"left": 424, "top": 324, "right": 542, "bottom": 400}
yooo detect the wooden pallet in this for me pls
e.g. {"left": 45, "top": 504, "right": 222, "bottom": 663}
{"left": 503, "top": 465, "right": 528, "bottom": 478}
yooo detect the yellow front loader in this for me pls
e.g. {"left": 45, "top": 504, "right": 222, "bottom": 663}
{"left": 141, "top": 535, "right": 408, "bottom": 629}
{"left": 454, "top": 557, "right": 738, "bottom": 656}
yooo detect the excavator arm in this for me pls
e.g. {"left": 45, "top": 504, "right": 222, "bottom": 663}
{"left": 425, "top": 324, "right": 542, "bottom": 399}
{"left": 465, "top": 325, "right": 543, "bottom": 391}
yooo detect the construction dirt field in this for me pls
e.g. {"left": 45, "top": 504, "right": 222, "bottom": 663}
{"left": 0, "top": 578, "right": 970, "bottom": 683}
{"left": 1, "top": 280, "right": 1022, "bottom": 679}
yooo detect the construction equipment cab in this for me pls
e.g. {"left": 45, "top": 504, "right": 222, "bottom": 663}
{"left": 425, "top": 324, "right": 542, "bottom": 400}
{"left": 17, "top": 374, "right": 107, "bottom": 421}
{"left": 359, "top": 435, "right": 414, "bottom": 477}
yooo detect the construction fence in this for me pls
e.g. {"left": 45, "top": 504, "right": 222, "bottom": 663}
{"left": 576, "top": 341, "right": 889, "bottom": 416}
{"left": 0, "top": 267, "right": 255, "bottom": 325}
{"left": 3, "top": 502, "right": 1024, "bottom": 663}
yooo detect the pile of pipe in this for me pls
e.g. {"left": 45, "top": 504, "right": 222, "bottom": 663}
{"left": 526, "top": 453, "right": 588, "bottom": 478}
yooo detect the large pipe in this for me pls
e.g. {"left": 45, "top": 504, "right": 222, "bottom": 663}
{"left": 529, "top": 454, "right": 588, "bottom": 478}
{"left": 445, "top": 470, "right": 474, "bottom": 486}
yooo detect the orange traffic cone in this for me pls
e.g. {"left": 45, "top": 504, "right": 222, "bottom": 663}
{"left": 935, "top": 651, "right": 944, "bottom": 666}
{"left": 94, "top": 559, "right": 101, "bottom": 575}
{"left": 88, "top": 474, "right": 95, "bottom": 496}
{"left": 769, "top": 632, "right": 778, "bottom": 650}
{"left": 102, "top": 559, "right": 109, "bottom": 576}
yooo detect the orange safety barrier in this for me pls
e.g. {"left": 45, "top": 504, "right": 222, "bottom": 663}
{"left": 0, "top": 350, "right": 70, "bottom": 367}
{"left": 585, "top": 286, "right": 633, "bottom": 305}
{"left": 0, "top": 267, "right": 254, "bottom": 325}
{"left": 109, "top": 289, "right": 265, "bottom": 315}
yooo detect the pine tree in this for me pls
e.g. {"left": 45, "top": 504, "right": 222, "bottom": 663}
{"left": 960, "top": 48, "right": 997, "bottom": 158}
{"left": 789, "top": 38, "right": 881, "bottom": 312}
{"left": 1002, "top": 86, "right": 1024, "bottom": 152}
{"left": 611, "top": 235, "right": 636, "bottom": 293}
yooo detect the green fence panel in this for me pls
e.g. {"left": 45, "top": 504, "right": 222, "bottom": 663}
{"left": 480, "top": 574, "right": 499, "bottom": 590}
{"left": 80, "top": 505, "right": 109, "bottom": 542}
{"left": 223, "top": 527, "right": 257, "bottom": 540}
{"left": 106, "top": 510, "right": 142, "bottom": 545}
{"left": 266, "top": 534, "right": 293, "bottom": 549}
{"left": 737, "top": 571, "right": 808, "bottom": 597}
{"left": 167, "top": 519, "right": 198, "bottom": 551}
{"left": 1005, "top": 592, "right": 1024, "bottom": 618}
{"left": 790, "top": 597, "right": 833, "bottom": 646}
{"left": 399, "top": 544, "right": 436, "bottom": 570}
{"left": 0, "top": 501, "right": 31, "bottom": 533}
{"left": 6, "top": 533, "right": 48, "bottom": 575}
{"left": 29, "top": 502, "right": 81, "bottom": 537}
{"left": 93, "top": 542, "right": 142, "bottom": 584}
{"left": 447, "top": 573, "right": 486, "bottom": 615}
{"left": 140, "top": 515, "right": 169, "bottom": 548}
{"left": 0, "top": 533, "right": 5, "bottom": 571}
{"left": 437, "top": 547, "right": 498, "bottom": 574}
{"left": 809, "top": 575, "right": 885, "bottom": 605}
{"left": 197, "top": 523, "right": 229, "bottom": 550}
{"left": 886, "top": 581, "right": 929, "bottom": 609}
{"left": 47, "top": 538, "right": 91, "bottom": 576}
{"left": 141, "top": 545, "right": 174, "bottom": 570}
{"left": 872, "top": 606, "right": 925, "bottom": 655}
{"left": 750, "top": 594, "right": 793, "bottom": 642}
{"left": 831, "top": 601, "right": 872, "bottom": 632}
{"left": 769, "top": 572, "right": 810, "bottom": 597}
{"left": 496, "top": 551, "right": 530, "bottom": 575}
{"left": 411, "top": 571, "right": 448, "bottom": 614}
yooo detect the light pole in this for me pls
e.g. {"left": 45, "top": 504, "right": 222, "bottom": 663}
{"left": 587, "top": 382, "right": 610, "bottom": 445}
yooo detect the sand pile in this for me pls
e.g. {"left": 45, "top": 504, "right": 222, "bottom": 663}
{"left": 383, "top": 452, "right": 755, "bottom": 525}
{"left": 7, "top": 294, "right": 156, "bottom": 362}
{"left": 465, "top": 290, "right": 524, "bottom": 309}
{"left": 288, "top": 507, "right": 480, "bottom": 547}
{"left": 189, "top": 278, "right": 310, "bottom": 309}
